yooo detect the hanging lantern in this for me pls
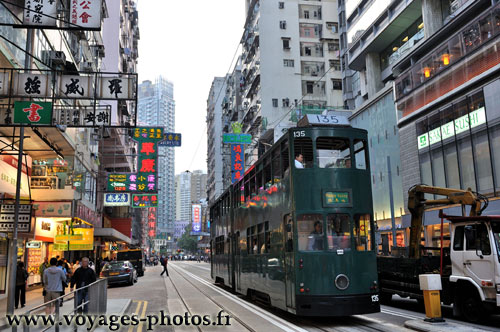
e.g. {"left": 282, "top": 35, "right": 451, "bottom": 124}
{"left": 424, "top": 67, "right": 431, "bottom": 78}
{"left": 442, "top": 53, "right": 450, "bottom": 66}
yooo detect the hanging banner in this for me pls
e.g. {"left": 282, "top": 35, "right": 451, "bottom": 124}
{"left": 99, "top": 77, "right": 134, "bottom": 99}
{"left": 13, "top": 73, "right": 50, "bottom": 97}
{"left": 70, "top": 0, "right": 102, "bottom": 29}
{"left": 192, "top": 204, "right": 202, "bottom": 232}
{"left": 57, "top": 75, "right": 92, "bottom": 98}
{"left": 13, "top": 101, "right": 53, "bottom": 125}
{"left": 23, "top": 0, "right": 57, "bottom": 26}
{"left": 231, "top": 144, "right": 244, "bottom": 183}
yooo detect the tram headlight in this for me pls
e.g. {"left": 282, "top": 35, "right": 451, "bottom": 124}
{"left": 335, "top": 274, "right": 349, "bottom": 290}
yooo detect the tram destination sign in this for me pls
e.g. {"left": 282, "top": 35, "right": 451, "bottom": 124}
{"left": 323, "top": 190, "right": 352, "bottom": 207}
{"left": 298, "top": 114, "right": 350, "bottom": 127}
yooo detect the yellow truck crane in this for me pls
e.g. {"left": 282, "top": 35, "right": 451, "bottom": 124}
{"left": 377, "top": 185, "right": 500, "bottom": 322}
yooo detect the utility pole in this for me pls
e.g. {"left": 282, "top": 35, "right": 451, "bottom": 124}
{"left": 7, "top": 28, "right": 33, "bottom": 321}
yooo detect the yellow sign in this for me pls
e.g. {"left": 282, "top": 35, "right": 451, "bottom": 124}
{"left": 54, "top": 234, "right": 83, "bottom": 242}
{"left": 325, "top": 191, "right": 350, "bottom": 204}
{"left": 55, "top": 228, "right": 94, "bottom": 251}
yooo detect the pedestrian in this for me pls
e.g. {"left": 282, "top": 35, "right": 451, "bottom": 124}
{"left": 72, "top": 259, "right": 80, "bottom": 274}
{"left": 56, "top": 260, "right": 68, "bottom": 306}
{"left": 15, "top": 261, "right": 28, "bottom": 309}
{"left": 38, "top": 257, "right": 49, "bottom": 286}
{"left": 70, "top": 257, "right": 96, "bottom": 313}
{"left": 43, "top": 258, "right": 66, "bottom": 315}
{"left": 160, "top": 255, "right": 169, "bottom": 277}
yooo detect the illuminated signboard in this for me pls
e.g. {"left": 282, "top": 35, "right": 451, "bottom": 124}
{"left": 148, "top": 207, "right": 156, "bottom": 237}
{"left": 418, "top": 107, "right": 486, "bottom": 149}
{"left": 107, "top": 127, "right": 163, "bottom": 192}
{"left": 192, "top": 204, "right": 202, "bottom": 232}
{"left": 131, "top": 194, "right": 158, "bottom": 208}
{"left": 231, "top": 144, "right": 245, "bottom": 184}
{"left": 223, "top": 133, "right": 252, "bottom": 144}
{"left": 103, "top": 193, "right": 131, "bottom": 207}
{"left": 158, "top": 133, "right": 182, "bottom": 147}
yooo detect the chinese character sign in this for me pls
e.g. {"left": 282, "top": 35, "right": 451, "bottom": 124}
{"left": 23, "top": 0, "right": 57, "bottom": 26}
{"left": 14, "top": 73, "right": 49, "bottom": 97}
{"left": 57, "top": 75, "right": 91, "bottom": 98}
{"left": 13, "top": 101, "right": 53, "bottom": 125}
{"left": 192, "top": 205, "right": 202, "bottom": 232}
{"left": 100, "top": 77, "right": 133, "bottom": 99}
{"left": 158, "top": 133, "right": 182, "bottom": 147}
{"left": 131, "top": 194, "right": 158, "bottom": 208}
{"left": 106, "top": 127, "right": 164, "bottom": 192}
{"left": 231, "top": 144, "right": 245, "bottom": 184}
{"left": 148, "top": 207, "right": 156, "bottom": 237}
{"left": 103, "top": 193, "right": 131, "bottom": 207}
{"left": 71, "top": 0, "right": 102, "bottom": 29}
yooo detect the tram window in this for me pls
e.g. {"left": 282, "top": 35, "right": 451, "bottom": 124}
{"left": 316, "top": 137, "right": 351, "bottom": 168}
{"left": 250, "top": 226, "right": 257, "bottom": 254}
{"left": 247, "top": 227, "right": 251, "bottom": 253}
{"left": 354, "top": 139, "right": 367, "bottom": 170}
{"left": 264, "top": 158, "right": 272, "bottom": 188}
{"left": 284, "top": 215, "right": 294, "bottom": 252}
{"left": 256, "top": 170, "right": 263, "bottom": 192}
{"left": 354, "top": 214, "right": 372, "bottom": 251}
{"left": 265, "top": 221, "right": 270, "bottom": 252}
{"left": 258, "top": 223, "right": 265, "bottom": 254}
{"left": 297, "top": 214, "right": 324, "bottom": 251}
{"left": 327, "top": 214, "right": 351, "bottom": 250}
{"left": 294, "top": 137, "right": 313, "bottom": 168}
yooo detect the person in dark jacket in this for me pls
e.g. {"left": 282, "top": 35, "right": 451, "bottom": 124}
{"left": 70, "top": 257, "right": 96, "bottom": 313}
{"left": 15, "top": 261, "right": 28, "bottom": 309}
{"left": 160, "top": 255, "right": 169, "bottom": 276}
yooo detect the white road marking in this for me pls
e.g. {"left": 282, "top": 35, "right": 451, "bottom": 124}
{"left": 171, "top": 264, "right": 310, "bottom": 332}
{"left": 380, "top": 308, "right": 422, "bottom": 320}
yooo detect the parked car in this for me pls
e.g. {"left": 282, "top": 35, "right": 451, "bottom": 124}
{"left": 100, "top": 261, "right": 137, "bottom": 286}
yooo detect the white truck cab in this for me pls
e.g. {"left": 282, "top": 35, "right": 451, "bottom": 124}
{"left": 449, "top": 216, "right": 500, "bottom": 316}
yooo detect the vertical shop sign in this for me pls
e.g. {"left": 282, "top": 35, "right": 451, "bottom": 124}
{"left": 231, "top": 144, "right": 244, "bottom": 184}
{"left": 148, "top": 207, "right": 156, "bottom": 237}
{"left": 192, "top": 204, "right": 202, "bottom": 232}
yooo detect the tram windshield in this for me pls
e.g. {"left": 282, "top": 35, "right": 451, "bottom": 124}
{"left": 354, "top": 214, "right": 372, "bottom": 251}
{"left": 316, "top": 137, "right": 351, "bottom": 168}
{"left": 297, "top": 214, "right": 323, "bottom": 251}
{"left": 327, "top": 214, "right": 351, "bottom": 250}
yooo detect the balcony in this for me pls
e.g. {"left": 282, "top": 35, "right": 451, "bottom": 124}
{"left": 302, "top": 80, "right": 326, "bottom": 98}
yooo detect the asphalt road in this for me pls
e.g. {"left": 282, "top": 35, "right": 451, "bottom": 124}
{"left": 106, "top": 261, "right": 500, "bottom": 332}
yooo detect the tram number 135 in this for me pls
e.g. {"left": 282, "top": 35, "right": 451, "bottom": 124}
{"left": 371, "top": 295, "right": 379, "bottom": 302}
{"left": 293, "top": 131, "right": 306, "bottom": 138}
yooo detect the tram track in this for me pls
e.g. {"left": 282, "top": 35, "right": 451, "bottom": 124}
{"left": 172, "top": 262, "right": 410, "bottom": 332}
{"left": 168, "top": 264, "right": 258, "bottom": 332}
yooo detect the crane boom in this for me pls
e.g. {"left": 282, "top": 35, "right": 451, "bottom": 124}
{"left": 407, "top": 185, "right": 483, "bottom": 259}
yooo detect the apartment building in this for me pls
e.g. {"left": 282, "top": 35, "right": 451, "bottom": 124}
{"left": 207, "top": 77, "right": 227, "bottom": 204}
{"left": 240, "top": 0, "right": 344, "bottom": 165}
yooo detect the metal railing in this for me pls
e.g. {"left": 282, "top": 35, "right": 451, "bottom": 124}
{"left": 21, "top": 278, "right": 107, "bottom": 332}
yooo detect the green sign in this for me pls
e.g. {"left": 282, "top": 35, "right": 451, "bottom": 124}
{"left": 223, "top": 133, "right": 252, "bottom": 144}
{"left": 107, "top": 127, "right": 164, "bottom": 192}
{"left": 417, "top": 107, "right": 486, "bottom": 149}
{"left": 325, "top": 191, "right": 350, "bottom": 204}
{"left": 14, "top": 101, "right": 53, "bottom": 125}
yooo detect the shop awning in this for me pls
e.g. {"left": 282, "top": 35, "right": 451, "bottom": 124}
{"left": 94, "top": 227, "right": 131, "bottom": 244}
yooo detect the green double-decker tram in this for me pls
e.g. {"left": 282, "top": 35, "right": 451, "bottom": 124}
{"left": 210, "top": 120, "right": 380, "bottom": 316}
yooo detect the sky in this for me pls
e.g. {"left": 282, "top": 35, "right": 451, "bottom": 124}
{"left": 137, "top": 0, "right": 245, "bottom": 174}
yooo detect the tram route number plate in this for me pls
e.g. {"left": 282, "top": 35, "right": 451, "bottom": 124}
{"left": 371, "top": 295, "right": 379, "bottom": 302}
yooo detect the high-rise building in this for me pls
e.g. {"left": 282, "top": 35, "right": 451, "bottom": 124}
{"left": 207, "top": 77, "right": 227, "bottom": 204}
{"left": 191, "top": 170, "right": 208, "bottom": 204}
{"left": 175, "top": 172, "right": 191, "bottom": 222}
{"left": 240, "top": 0, "right": 344, "bottom": 165}
{"left": 138, "top": 77, "right": 176, "bottom": 234}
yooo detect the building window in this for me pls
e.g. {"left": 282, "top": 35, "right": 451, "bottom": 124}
{"left": 282, "top": 98, "right": 290, "bottom": 107}
{"left": 283, "top": 59, "right": 294, "bottom": 67}
{"left": 329, "top": 60, "right": 341, "bottom": 71}
{"left": 328, "top": 40, "right": 340, "bottom": 52}
{"left": 279, "top": 2, "right": 284, "bottom": 9}
{"left": 332, "top": 79, "right": 342, "bottom": 90}
{"left": 280, "top": 20, "right": 287, "bottom": 29}
{"left": 282, "top": 38, "right": 290, "bottom": 50}
{"left": 272, "top": 98, "right": 278, "bottom": 107}
{"left": 304, "top": 10, "right": 310, "bottom": 19}
{"left": 306, "top": 81, "right": 314, "bottom": 94}
{"left": 327, "top": 22, "right": 338, "bottom": 33}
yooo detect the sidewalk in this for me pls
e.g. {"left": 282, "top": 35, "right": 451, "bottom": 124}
{"left": 405, "top": 319, "right": 491, "bottom": 332}
{"left": 0, "top": 286, "right": 131, "bottom": 331}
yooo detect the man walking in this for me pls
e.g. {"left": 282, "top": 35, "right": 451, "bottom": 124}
{"left": 70, "top": 257, "right": 96, "bottom": 313}
{"left": 38, "top": 257, "right": 49, "bottom": 286}
{"left": 43, "top": 258, "right": 66, "bottom": 314}
{"left": 160, "top": 255, "right": 169, "bottom": 277}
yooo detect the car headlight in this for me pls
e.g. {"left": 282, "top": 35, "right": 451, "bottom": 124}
{"left": 335, "top": 274, "right": 349, "bottom": 290}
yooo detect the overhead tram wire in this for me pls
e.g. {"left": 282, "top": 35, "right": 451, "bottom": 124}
{"left": 187, "top": 42, "right": 242, "bottom": 170}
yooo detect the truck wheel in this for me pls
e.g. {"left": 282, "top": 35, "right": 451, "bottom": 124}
{"left": 459, "top": 289, "right": 485, "bottom": 323}
{"left": 379, "top": 292, "right": 392, "bottom": 304}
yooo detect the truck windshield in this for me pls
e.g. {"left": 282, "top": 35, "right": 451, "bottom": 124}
{"left": 492, "top": 222, "right": 500, "bottom": 262}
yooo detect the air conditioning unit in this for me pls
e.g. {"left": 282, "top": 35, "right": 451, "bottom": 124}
{"left": 42, "top": 50, "right": 66, "bottom": 66}
{"left": 80, "top": 61, "right": 93, "bottom": 72}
